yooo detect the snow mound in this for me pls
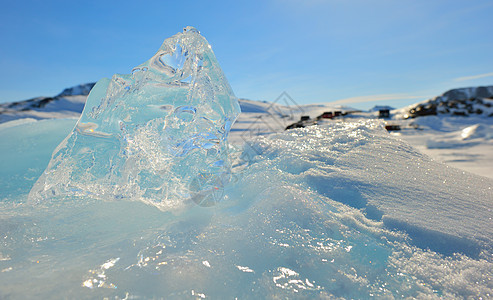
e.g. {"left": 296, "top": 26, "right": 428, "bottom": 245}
{"left": 0, "top": 119, "right": 492, "bottom": 298}
{"left": 412, "top": 116, "right": 493, "bottom": 149}
{"left": 245, "top": 121, "right": 493, "bottom": 256}
{"left": 460, "top": 124, "right": 492, "bottom": 140}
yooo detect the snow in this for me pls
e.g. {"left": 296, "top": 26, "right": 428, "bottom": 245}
{"left": 242, "top": 121, "right": 493, "bottom": 256}
{"left": 393, "top": 85, "right": 493, "bottom": 119}
{"left": 0, "top": 118, "right": 38, "bottom": 130}
{"left": 389, "top": 115, "right": 493, "bottom": 179}
{"left": 0, "top": 94, "right": 87, "bottom": 123}
{"left": 0, "top": 116, "right": 492, "bottom": 298}
{"left": 238, "top": 98, "right": 271, "bottom": 113}
{"left": 0, "top": 83, "right": 94, "bottom": 124}
{"left": 57, "top": 83, "right": 95, "bottom": 97}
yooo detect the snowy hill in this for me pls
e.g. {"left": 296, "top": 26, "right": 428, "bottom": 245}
{"left": 396, "top": 85, "right": 493, "bottom": 119}
{"left": 0, "top": 83, "right": 95, "bottom": 123}
{"left": 57, "top": 83, "right": 96, "bottom": 97}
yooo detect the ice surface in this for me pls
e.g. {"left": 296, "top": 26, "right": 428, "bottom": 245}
{"left": 0, "top": 118, "right": 77, "bottom": 202}
{"left": 29, "top": 27, "right": 240, "bottom": 209}
{"left": 246, "top": 121, "right": 493, "bottom": 255}
{"left": 1, "top": 119, "right": 493, "bottom": 298}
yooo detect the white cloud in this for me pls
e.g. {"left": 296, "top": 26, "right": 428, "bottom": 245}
{"left": 454, "top": 72, "right": 493, "bottom": 82}
{"left": 328, "top": 94, "right": 424, "bottom": 105}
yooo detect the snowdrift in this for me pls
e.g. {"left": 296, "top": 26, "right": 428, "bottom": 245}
{"left": 0, "top": 118, "right": 492, "bottom": 299}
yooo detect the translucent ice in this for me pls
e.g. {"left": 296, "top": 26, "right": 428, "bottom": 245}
{"left": 29, "top": 27, "right": 241, "bottom": 209}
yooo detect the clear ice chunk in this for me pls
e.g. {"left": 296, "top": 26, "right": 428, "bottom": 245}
{"left": 29, "top": 26, "right": 241, "bottom": 210}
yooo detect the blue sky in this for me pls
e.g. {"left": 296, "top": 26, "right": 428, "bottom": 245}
{"left": 1, "top": 0, "right": 492, "bottom": 109}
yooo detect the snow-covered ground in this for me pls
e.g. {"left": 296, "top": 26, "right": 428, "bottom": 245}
{"left": 229, "top": 94, "right": 493, "bottom": 180}
{"left": 0, "top": 84, "right": 492, "bottom": 298}
{"left": 390, "top": 116, "right": 493, "bottom": 179}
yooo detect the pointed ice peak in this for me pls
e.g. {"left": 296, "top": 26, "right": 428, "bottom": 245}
{"left": 29, "top": 27, "right": 240, "bottom": 210}
{"left": 183, "top": 26, "right": 200, "bottom": 34}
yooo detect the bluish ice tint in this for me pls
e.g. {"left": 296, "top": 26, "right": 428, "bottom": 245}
{"left": 1, "top": 120, "right": 492, "bottom": 299}
{"left": 0, "top": 118, "right": 76, "bottom": 202}
{"left": 28, "top": 27, "right": 240, "bottom": 209}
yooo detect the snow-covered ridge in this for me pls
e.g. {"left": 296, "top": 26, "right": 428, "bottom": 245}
{"left": 3, "top": 84, "right": 492, "bottom": 124}
{"left": 398, "top": 85, "right": 493, "bottom": 118}
{"left": 57, "top": 82, "right": 95, "bottom": 97}
{"left": 0, "top": 83, "right": 95, "bottom": 123}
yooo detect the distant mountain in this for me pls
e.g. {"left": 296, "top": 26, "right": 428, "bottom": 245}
{"left": 0, "top": 83, "right": 314, "bottom": 124}
{"left": 0, "top": 83, "right": 96, "bottom": 123}
{"left": 2, "top": 84, "right": 493, "bottom": 125}
{"left": 402, "top": 86, "right": 493, "bottom": 118}
{"left": 57, "top": 83, "right": 96, "bottom": 97}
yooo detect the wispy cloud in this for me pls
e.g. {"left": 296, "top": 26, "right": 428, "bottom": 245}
{"left": 454, "top": 72, "right": 493, "bottom": 82}
{"left": 329, "top": 94, "right": 425, "bottom": 105}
